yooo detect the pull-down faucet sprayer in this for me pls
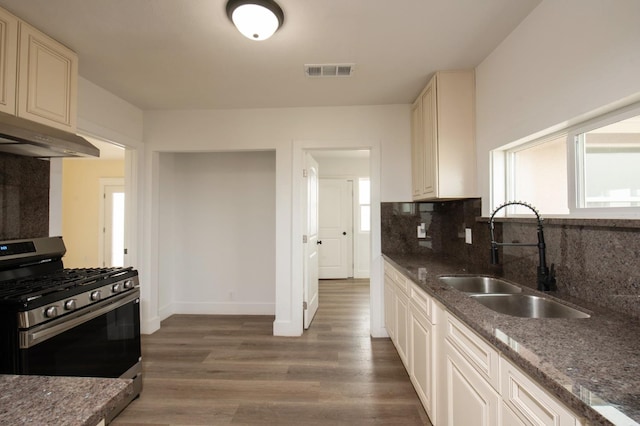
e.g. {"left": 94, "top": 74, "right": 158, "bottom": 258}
{"left": 489, "top": 201, "right": 556, "bottom": 292}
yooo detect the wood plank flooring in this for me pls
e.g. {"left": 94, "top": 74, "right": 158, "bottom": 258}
{"left": 112, "top": 279, "right": 431, "bottom": 425}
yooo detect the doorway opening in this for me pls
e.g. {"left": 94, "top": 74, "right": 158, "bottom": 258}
{"left": 303, "top": 149, "right": 371, "bottom": 330}
{"left": 99, "top": 178, "right": 125, "bottom": 267}
{"left": 61, "top": 136, "right": 126, "bottom": 268}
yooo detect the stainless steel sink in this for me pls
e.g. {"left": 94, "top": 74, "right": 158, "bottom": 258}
{"left": 470, "top": 294, "right": 590, "bottom": 319}
{"left": 439, "top": 276, "right": 522, "bottom": 294}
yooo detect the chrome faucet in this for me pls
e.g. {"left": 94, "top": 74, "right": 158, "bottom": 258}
{"left": 489, "top": 201, "right": 556, "bottom": 292}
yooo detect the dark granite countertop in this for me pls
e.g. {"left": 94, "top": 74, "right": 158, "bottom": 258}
{"left": 383, "top": 252, "right": 640, "bottom": 426}
{"left": 0, "top": 375, "right": 133, "bottom": 425}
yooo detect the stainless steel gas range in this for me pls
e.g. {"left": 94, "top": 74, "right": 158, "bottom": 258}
{"left": 0, "top": 236, "right": 142, "bottom": 421}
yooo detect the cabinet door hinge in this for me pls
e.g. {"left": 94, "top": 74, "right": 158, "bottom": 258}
{"left": 303, "top": 168, "right": 308, "bottom": 178}
{"left": 302, "top": 235, "right": 308, "bottom": 243}
{"left": 303, "top": 301, "right": 308, "bottom": 310}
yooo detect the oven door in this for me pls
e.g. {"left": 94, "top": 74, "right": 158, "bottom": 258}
{"left": 18, "top": 289, "right": 141, "bottom": 378}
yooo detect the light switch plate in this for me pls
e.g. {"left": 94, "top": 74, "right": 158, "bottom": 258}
{"left": 417, "top": 223, "right": 426, "bottom": 238}
{"left": 465, "top": 228, "right": 472, "bottom": 244}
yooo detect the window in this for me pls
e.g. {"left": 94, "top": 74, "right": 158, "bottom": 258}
{"left": 494, "top": 103, "right": 640, "bottom": 218}
{"left": 574, "top": 117, "right": 640, "bottom": 208}
{"left": 507, "top": 134, "right": 569, "bottom": 215}
{"left": 358, "top": 178, "right": 370, "bottom": 232}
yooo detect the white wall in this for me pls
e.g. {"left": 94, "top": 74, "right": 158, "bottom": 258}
{"left": 49, "top": 77, "right": 147, "bottom": 328}
{"left": 157, "top": 151, "right": 276, "bottom": 318}
{"left": 316, "top": 156, "right": 370, "bottom": 177}
{"left": 157, "top": 153, "right": 177, "bottom": 317}
{"left": 77, "top": 77, "right": 144, "bottom": 144}
{"left": 144, "top": 105, "right": 410, "bottom": 336}
{"left": 476, "top": 0, "right": 640, "bottom": 214}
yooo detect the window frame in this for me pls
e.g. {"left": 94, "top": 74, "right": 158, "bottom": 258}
{"left": 493, "top": 101, "right": 640, "bottom": 219}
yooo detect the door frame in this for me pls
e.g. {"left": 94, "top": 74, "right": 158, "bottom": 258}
{"left": 291, "top": 141, "right": 383, "bottom": 337}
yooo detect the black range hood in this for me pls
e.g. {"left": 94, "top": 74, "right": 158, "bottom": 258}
{"left": 0, "top": 110, "right": 99, "bottom": 158}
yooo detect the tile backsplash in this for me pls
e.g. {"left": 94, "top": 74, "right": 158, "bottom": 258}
{"left": 0, "top": 152, "right": 50, "bottom": 240}
{"left": 382, "top": 199, "right": 640, "bottom": 319}
{"left": 381, "top": 199, "right": 492, "bottom": 272}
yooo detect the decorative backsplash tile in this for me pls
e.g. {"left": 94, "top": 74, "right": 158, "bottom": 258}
{"left": 0, "top": 153, "right": 50, "bottom": 240}
{"left": 500, "top": 221, "right": 640, "bottom": 319}
{"left": 382, "top": 199, "right": 640, "bottom": 319}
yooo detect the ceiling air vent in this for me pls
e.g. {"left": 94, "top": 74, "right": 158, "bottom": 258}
{"left": 305, "top": 63, "right": 355, "bottom": 78}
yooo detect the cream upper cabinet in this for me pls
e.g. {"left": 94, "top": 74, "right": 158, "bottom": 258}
{"left": 411, "top": 70, "right": 476, "bottom": 200}
{"left": 0, "top": 8, "right": 18, "bottom": 115}
{"left": 410, "top": 97, "right": 424, "bottom": 199}
{"left": 17, "top": 21, "right": 78, "bottom": 132}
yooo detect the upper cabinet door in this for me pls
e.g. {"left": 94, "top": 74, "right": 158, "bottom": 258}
{"left": 411, "top": 70, "right": 476, "bottom": 200}
{"left": 420, "top": 79, "right": 437, "bottom": 197}
{"left": 17, "top": 21, "right": 77, "bottom": 132}
{"left": 0, "top": 8, "right": 18, "bottom": 115}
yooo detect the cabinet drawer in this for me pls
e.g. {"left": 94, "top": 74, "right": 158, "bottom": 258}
{"left": 383, "top": 260, "right": 409, "bottom": 295}
{"left": 410, "top": 281, "right": 436, "bottom": 324}
{"left": 445, "top": 312, "right": 500, "bottom": 391}
{"left": 394, "top": 270, "right": 409, "bottom": 295}
{"left": 501, "top": 358, "right": 582, "bottom": 426}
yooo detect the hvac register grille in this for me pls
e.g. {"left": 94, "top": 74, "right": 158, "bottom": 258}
{"left": 304, "top": 64, "right": 355, "bottom": 77}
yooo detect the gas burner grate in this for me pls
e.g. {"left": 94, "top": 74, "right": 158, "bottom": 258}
{"left": 0, "top": 267, "right": 133, "bottom": 302}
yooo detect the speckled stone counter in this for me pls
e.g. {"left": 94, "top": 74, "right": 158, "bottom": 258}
{"left": 383, "top": 253, "right": 640, "bottom": 426}
{"left": 0, "top": 375, "right": 133, "bottom": 425}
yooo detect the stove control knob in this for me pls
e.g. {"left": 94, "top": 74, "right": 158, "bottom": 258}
{"left": 64, "top": 299, "right": 77, "bottom": 311}
{"left": 90, "top": 290, "right": 102, "bottom": 301}
{"left": 44, "top": 306, "right": 58, "bottom": 318}
{"left": 112, "top": 283, "right": 123, "bottom": 293}
{"left": 123, "top": 279, "right": 134, "bottom": 289}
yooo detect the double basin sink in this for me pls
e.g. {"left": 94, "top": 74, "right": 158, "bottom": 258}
{"left": 439, "top": 276, "right": 590, "bottom": 319}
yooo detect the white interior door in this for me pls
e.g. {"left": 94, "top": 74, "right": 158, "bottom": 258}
{"left": 303, "top": 153, "right": 320, "bottom": 329}
{"left": 100, "top": 179, "right": 125, "bottom": 267}
{"left": 319, "top": 178, "right": 353, "bottom": 279}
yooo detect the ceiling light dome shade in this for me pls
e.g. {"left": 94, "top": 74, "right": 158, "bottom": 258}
{"left": 226, "top": 0, "right": 284, "bottom": 41}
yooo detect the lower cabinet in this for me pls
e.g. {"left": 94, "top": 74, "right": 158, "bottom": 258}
{"left": 384, "top": 272, "right": 396, "bottom": 342}
{"left": 382, "top": 260, "right": 584, "bottom": 426}
{"left": 409, "top": 296, "right": 439, "bottom": 423}
{"left": 443, "top": 339, "right": 501, "bottom": 426}
{"left": 501, "top": 357, "right": 582, "bottom": 426}
{"left": 395, "top": 287, "right": 409, "bottom": 367}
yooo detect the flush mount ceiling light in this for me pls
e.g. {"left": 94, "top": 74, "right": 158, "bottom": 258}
{"left": 226, "top": 0, "right": 284, "bottom": 41}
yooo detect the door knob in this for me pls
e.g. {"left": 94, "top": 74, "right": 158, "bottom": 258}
{"left": 342, "top": 232, "right": 347, "bottom": 235}
{"left": 317, "top": 240, "right": 322, "bottom": 245}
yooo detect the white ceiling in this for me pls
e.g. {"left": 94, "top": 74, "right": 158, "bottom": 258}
{"left": 0, "top": 0, "right": 540, "bottom": 111}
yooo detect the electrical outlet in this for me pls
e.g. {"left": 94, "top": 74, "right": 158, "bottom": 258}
{"left": 465, "top": 228, "right": 472, "bottom": 244}
{"left": 417, "top": 223, "right": 426, "bottom": 238}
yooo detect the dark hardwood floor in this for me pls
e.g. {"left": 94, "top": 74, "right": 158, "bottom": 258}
{"left": 113, "top": 279, "right": 430, "bottom": 425}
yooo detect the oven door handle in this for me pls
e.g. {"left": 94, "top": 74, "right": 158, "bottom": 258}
{"left": 20, "top": 289, "right": 140, "bottom": 349}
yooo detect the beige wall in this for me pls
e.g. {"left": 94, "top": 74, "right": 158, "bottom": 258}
{"left": 61, "top": 159, "right": 125, "bottom": 268}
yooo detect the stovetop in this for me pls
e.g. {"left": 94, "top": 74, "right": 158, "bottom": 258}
{"left": 0, "top": 267, "right": 135, "bottom": 304}
{"left": 0, "top": 237, "right": 139, "bottom": 316}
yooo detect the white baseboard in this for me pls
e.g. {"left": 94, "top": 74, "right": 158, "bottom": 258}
{"left": 272, "top": 318, "right": 303, "bottom": 336}
{"left": 141, "top": 316, "right": 161, "bottom": 335}
{"left": 171, "top": 301, "right": 275, "bottom": 315}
